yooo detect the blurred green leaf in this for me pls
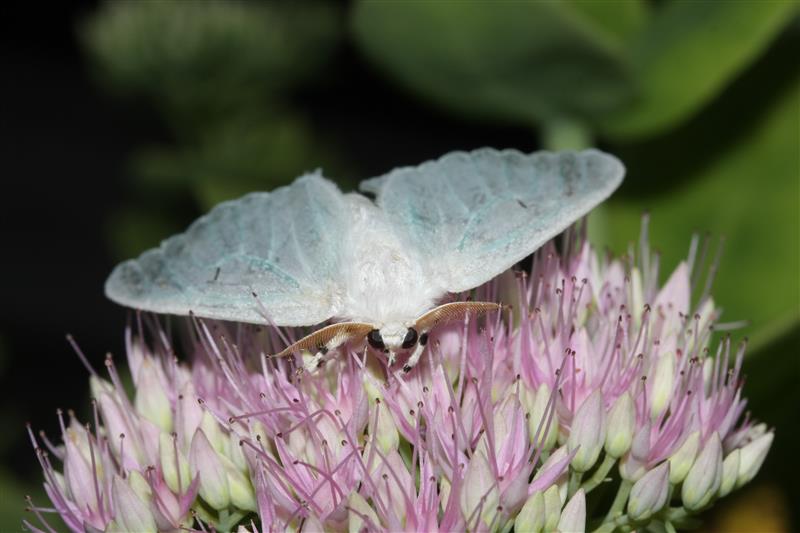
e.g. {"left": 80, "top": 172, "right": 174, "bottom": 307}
{"left": 601, "top": 0, "right": 798, "bottom": 139}
{"left": 107, "top": 207, "right": 184, "bottom": 260}
{"left": 0, "top": 470, "right": 59, "bottom": 532}
{"left": 592, "top": 79, "right": 799, "bottom": 346}
{"left": 352, "top": 1, "right": 635, "bottom": 125}
{"left": 566, "top": 0, "right": 649, "bottom": 48}
{"left": 81, "top": 0, "right": 339, "bottom": 126}
{"left": 133, "top": 115, "right": 348, "bottom": 210}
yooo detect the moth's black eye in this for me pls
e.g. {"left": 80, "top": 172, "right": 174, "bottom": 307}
{"left": 367, "top": 329, "right": 385, "bottom": 350}
{"left": 402, "top": 328, "right": 418, "bottom": 349}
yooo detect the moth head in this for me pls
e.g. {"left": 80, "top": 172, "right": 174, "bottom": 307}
{"left": 368, "top": 324, "right": 419, "bottom": 354}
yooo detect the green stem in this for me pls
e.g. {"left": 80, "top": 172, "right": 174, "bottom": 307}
{"left": 591, "top": 514, "right": 630, "bottom": 533}
{"left": 582, "top": 454, "right": 616, "bottom": 493}
{"left": 218, "top": 510, "right": 246, "bottom": 532}
{"left": 568, "top": 470, "right": 584, "bottom": 498}
{"left": 541, "top": 118, "right": 592, "bottom": 150}
{"left": 605, "top": 479, "right": 632, "bottom": 522}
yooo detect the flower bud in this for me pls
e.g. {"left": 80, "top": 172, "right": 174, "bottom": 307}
{"left": 222, "top": 454, "right": 257, "bottom": 512}
{"left": 568, "top": 390, "right": 606, "bottom": 472}
{"left": 302, "top": 514, "right": 325, "bottom": 532}
{"left": 175, "top": 383, "right": 203, "bottom": 449}
{"left": 605, "top": 392, "right": 635, "bottom": 458}
{"left": 719, "top": 449, "right": 740, "bottom": 498}
{"left": 199, "top": 410, "right": 226, "bottom": 454}
{"left": 736, "top": 431, "right": 773, "bottom": 488}
{"left": 371, "top": 402, "right": 399, "bottom": 454}
{"left": 159, "top": 432, "right": 191, "bottom": 495}
{"left": 628, "top": 462, "right": 670, "bottom": 521}
{"left": 135, "top": 358, "right": 173, "bottom": 433}
{"left": 514, "top": 490, "right": 544, "bottom": 533}
{"left": 112, "top": 474, "right": 157, "bottom": 533}
{"left": 620, "top": 421, "right": 651, "bottom": 482}
{"left": 227, "top": 431, "right": 248, "bottom": 472}
{"left": 682, "top": 432, "right": 722, "bottom": 511}
{"left": 557, "top": 488, "right": 586, "bottom": 533}
{"left": 460, "top": 450, "right": 500, "bottom": 528}
{"left": 63, "top": 432, "right": 99, "bottom": 513}
{"left": 190, "top": 429, "right": 230, "bottom": 510}
{"left": 89, "top": 375, "right": 114, "bottom": 399}
{"left": 523, "top": 383, "right": 559, "bottom": 451}
{"left": 348, "top": 491, "right": 381, "bottom": 533}
{"left": 542, "top": 485, "right": 562, "bottom": 532}
{"left": 127, "top": 469, "right": 152, "bottom": 503}
{"left": 668, "top": 431, "right": 700, "bottom": 484}
{"left": 649, "top": 351, "right": 675, "bottom": 421}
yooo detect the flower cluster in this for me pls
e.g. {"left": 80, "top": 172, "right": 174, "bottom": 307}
{"left": 27, "top": 227, "right": 772, "bottom": 532}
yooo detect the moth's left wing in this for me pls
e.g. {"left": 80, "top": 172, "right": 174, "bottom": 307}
{"left": 361, "top": 149, "right": 624, "bottom": 293}
{"left": 105, "top": 174, "right": 349, "bottom": 325}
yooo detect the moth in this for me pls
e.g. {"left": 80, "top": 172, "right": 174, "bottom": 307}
{"left": 106, "top": 149, "right": 624, "bottom": 373}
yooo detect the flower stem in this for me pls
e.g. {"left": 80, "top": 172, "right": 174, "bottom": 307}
{"left": 581, "top": 454, "right": 616, "bottom": 493}
{"left": 604, "top": 478, "right": 632, "bottom": 522}
{"left": 568, "top": 470, "right": 584, "bottom": 498}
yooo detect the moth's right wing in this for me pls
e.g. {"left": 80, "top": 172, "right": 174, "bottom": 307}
{"left": 361, "top": 149, "right": 624, "bottom": 293}
{"left": 105, "top": 174, "right": 348, "bottom": 326}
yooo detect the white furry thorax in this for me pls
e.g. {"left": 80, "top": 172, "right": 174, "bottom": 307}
{"left": 338, "top": 195, "right": 443, "bottom": 327}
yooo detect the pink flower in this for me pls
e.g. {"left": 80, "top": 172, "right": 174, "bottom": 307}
{"left": 27, "top": 223, "right": 772, "bottom": 532}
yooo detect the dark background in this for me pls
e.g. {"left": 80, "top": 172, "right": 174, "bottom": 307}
{"left": 1, "top": 1, "right": 798, "bottom": 531}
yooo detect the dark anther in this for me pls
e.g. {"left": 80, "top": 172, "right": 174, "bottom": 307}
{"left": 402, "top": 328, "right": 419, "bottom": 349}
{"left": 367, "top": 329, "right": 385, "bottom": 350}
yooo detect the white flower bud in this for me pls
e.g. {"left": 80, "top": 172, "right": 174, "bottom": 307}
{"left": 127, "top": 469, "right": 152, "bottom": 503}
{"left": 736, "top": 431, "right": 773, "bottom": 488}
{"left": 460, "top": 450, "right": 499, "bottom": 528}
{"left": 605, "top": 392, "right": 635, "bottom": 458}
{"left": 348, "top": 491, "right": 381, "bottom": 533}
{"left": 225, "top": 455, "right": 258, "bottom": 512}
{"left": 557, "top": 488, "right": 586, "bottom": 533}
{"left": 159, "top": 432, "right": 191, "bottom": 495}
{"left": 649, "top": 351, "right": 675, "bottom": 421}
{"left": 542, "top": 485, "right": 562, "bottom": 532}
{"left": 523, "top": 383, "right": 559, "bottom": 451}
{"left": 111, "top": 474, "right": 157, "bottom": 533}
{"left": 371, "top": 401, "right": 399, "bottom": 454}
{"left": 135, "top": 359, "right": 172, "bottom": 433}
{"left": 682, "top": 432, "right": 722, "bottom": 511}
{"left": 199, "top": 410, "right": 226, "bottom": 454}
{"left": 719, "top": 449, "right": 740, "bottom": 498}
{"left": 669, "top": 431, "right": 700, "bottom": 484}
{"left": 568, "top": 390, "right": 606, "bottom": 473}
{"left": 190, "top": 429, "right": 230, "bottom": 510}
{"left": 628, "top": 462, "right": 670, "bottom": 521}
{"left": 514, "top": 490, "right": 545, "bottom": 533}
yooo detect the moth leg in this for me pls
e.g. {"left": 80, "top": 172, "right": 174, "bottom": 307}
{"left": 387, "top": 350, "right": 397, "bottom": 368}
{"left": 403, "top": 332, "right": 429, "bottom": 373}
{"left": 302, "top": 346, "right": 330, "bottom": 374}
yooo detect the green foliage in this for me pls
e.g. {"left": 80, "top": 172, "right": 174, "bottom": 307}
{"left": 81, "top": 0, "right": 345, "bottom": 256}
{"left": 592, "top": 79, "right": 799, "bottom": 347}
{"left": 82, "top": 0, "right": 339, "bottom": 126}
{"left": 353, "top": 1, "right": 636, "bottom": 125}
{"left": 600, "top": 0, "right": 799, "bottom": 139}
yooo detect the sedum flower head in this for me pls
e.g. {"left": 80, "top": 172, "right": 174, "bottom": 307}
{"left": 27, "top": 224, "right": 772, "bottom": 532}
